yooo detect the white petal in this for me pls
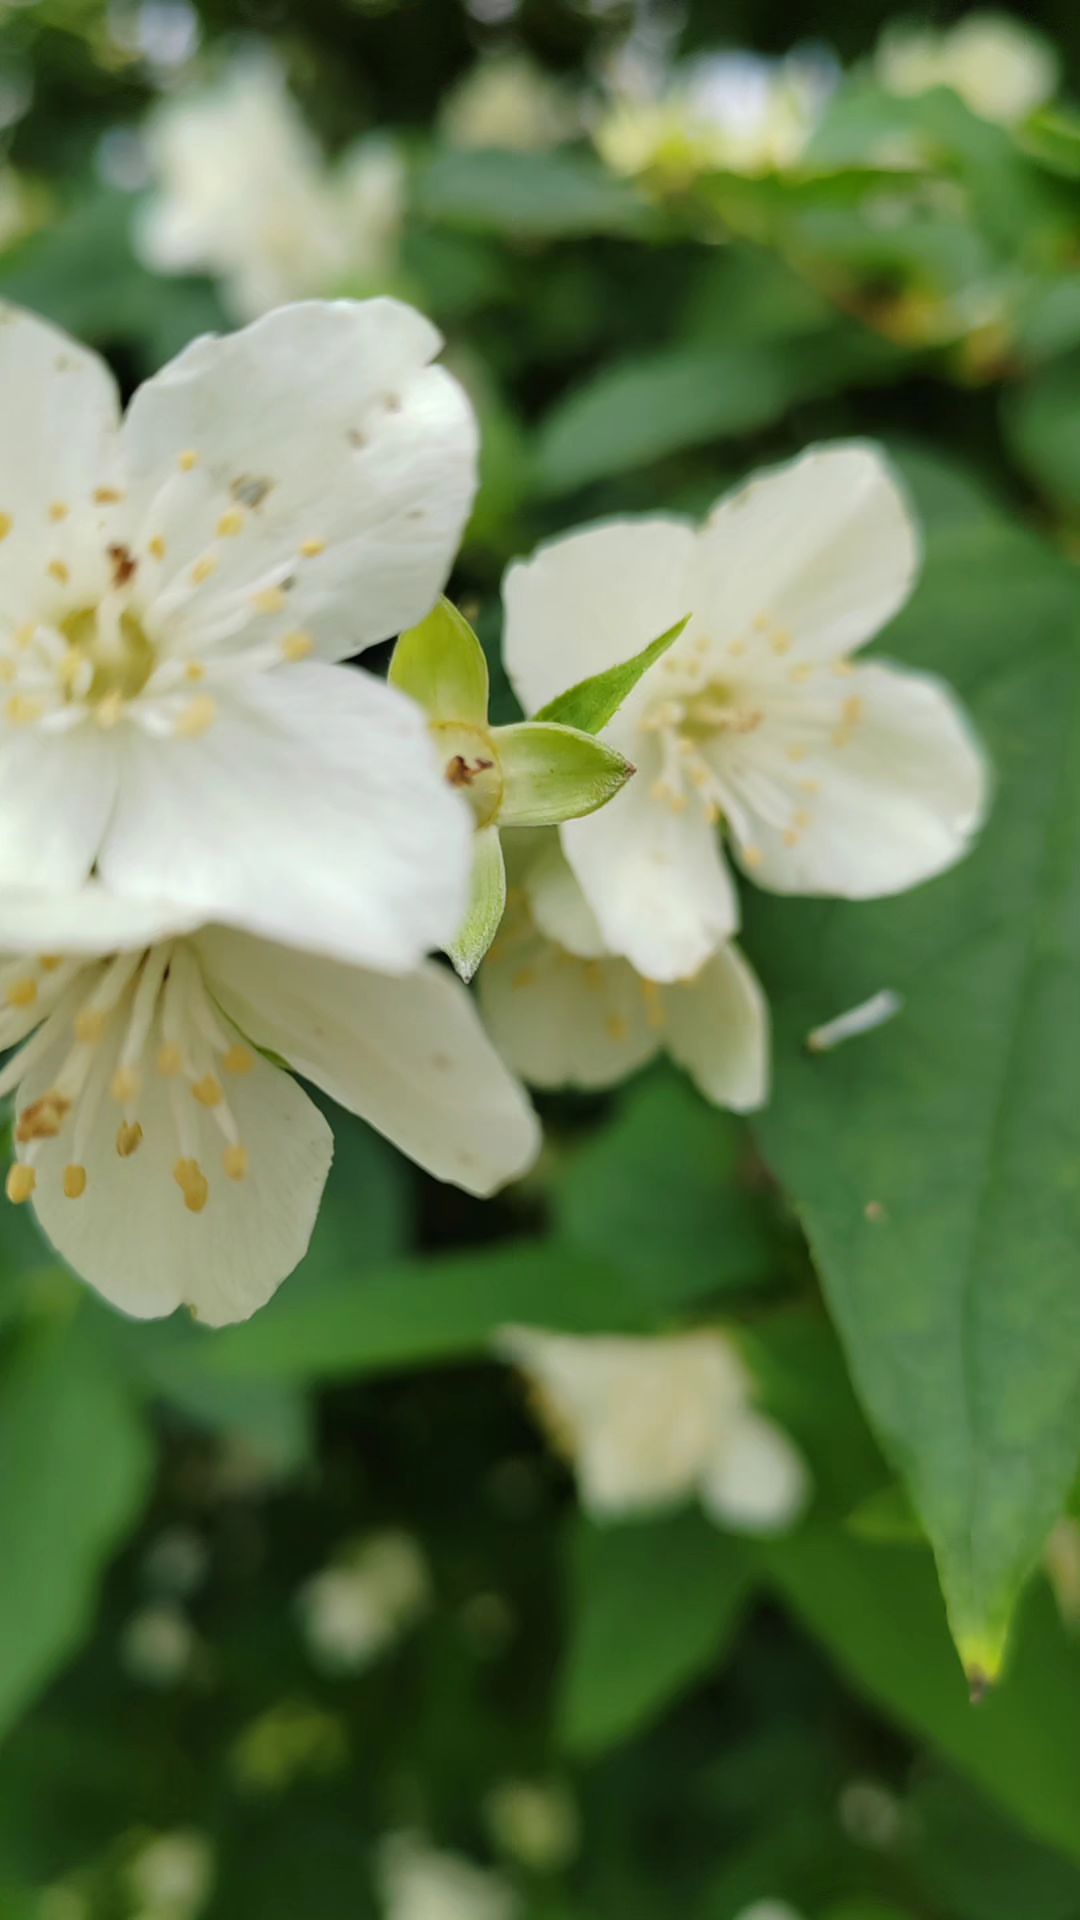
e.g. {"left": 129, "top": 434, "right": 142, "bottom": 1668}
{"left": 199, "top": 928, "right": 540, "bottom": 1197}
{"left": 502, "top": 517, "right": 696, "bottom": 718}
{"left": 23, "top": 1036, "right": 332, "bottom": 1327}
{"left": 121, "top": 299, "right": 478, "bottom": 662}
{"left": 99, "top": 661, "right": 472, "bottom": 970}
{"left": 693, "top": 444, "right": 918, "bottom": 670}
{"left": 522, "top": 833, "right": 607, "bottom": 959}
{"left": 0, "top": 884, "right": 198, "bottom": 955}
{"left": 726, "top": 660, "right": 987, "bottom": 897}
{"left": 0, "top": 304, "right": 123, "bottom": 619}
{"left": 663, "top": 943, "right": 770, "bottom": 1113}
{"left": 477, "top": 889, "right": 658, "bottom": 1091}
{"left": 561, "top": 733, "right": 740, "bottom": 982}
{"left": 700, "top": 1410, "right": 810, "bottom": 1536}
{"left": 0, "top": 726, "right": 118, "bottom": 893}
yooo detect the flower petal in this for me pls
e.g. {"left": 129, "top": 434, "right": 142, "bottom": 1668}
{"left": 199, "top": 928, "right": 540, "bottom": 1197}
{"left": 502, "top": 517, "right": 696, "bottom": 719}
{"left": 561, "top": 732, "right": 740, "bottom": 982}
{"left": 477, "top": 886, "right": 658, "bottom": 1091}
{"left": 725, "top": 660, "right": 988, "bottom": 897}
{"left": 120, "top": 299, "right": 478, "bottom": 663}
{"left": 693, "top": 443, "right": 918, "bottom": 670}
{"left": 663, "top": 943, "right": 770, "bottom": 1113}
{"left": 99, "top": 660, "right": 472, "bottom": 970}
{"left": 23, "top": 1033, "right": 332, "bottom": 1326}
{"left": 0, "top": 726, "right": 118, "bottom": 893}
{"left": 522, "top": 834, "right": 607, "bottom": 960}
{"left": 0, "top": 883, "right": 198, "bottom": 955}
{"left": 0, "top": 304, "right": 123, "bottom": 620}
{"left": 700, "top": 1411, "right": 810, "bottom": 1535}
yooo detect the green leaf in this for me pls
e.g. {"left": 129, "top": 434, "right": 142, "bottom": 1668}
{"left": 495, "top": 721, "right": 633, "bottom": 828}
{"left": 1003, "top": 352, "right": 1080, "bottom": 514}
{"left": 749, "top": 468, "right": 1080, "bottom": 1672}
{"left": 535, "top": 616, "right": 689, "bottom": 735}
{"left": 0, "top": 1314, "right": 151, "bottom": 1743}
{"left": 417, "top": 148, "right": 652, "bottom": 239}
{"left": 759, "top": 1524, "right": 1080, "bottom": 1867}
{"left": 447, "top": 823, "right": 506, "bottom": 983}
{"left": 389, "top": 597, "right": 490, "bottom": 726}
{"left": 202, "top": 1241, "right": 645, "bottom": 1384}
{"left": 553, "top": 1074, "right": 785, "bottom": 1309}
{"left": 558, "top": 1511, "right": 753, "bottom": 1755}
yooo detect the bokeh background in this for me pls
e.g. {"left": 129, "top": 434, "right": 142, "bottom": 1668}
{"left": 2, "top": 2, "right": 1080, "bottom": 1917}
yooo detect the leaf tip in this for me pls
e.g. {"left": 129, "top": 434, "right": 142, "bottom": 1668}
{"left": 958, "top": 1627, "right": 1007, "bottom": 1702}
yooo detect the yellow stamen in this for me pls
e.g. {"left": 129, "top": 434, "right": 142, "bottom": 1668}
{"left": 742, "top": 844, "right": 764, "bottom": 868}
{"left": 190, "top": 555, "right": 218, "bottom": 586}
{"left": 6, "top": 694, "right": 43, "bottom": 726}
{"left": 281, "top": 630, "right": 313, "bottom": 662}
{"left": 299, "top": 538, "right": 326, "bottom": 558}
{"left": 110, "top": 1064, "right": 141, "bottom": 1104}
{"left": 6, "top": 1164, "right": 36, "bottom": 1204}
{"left": 63, "top": 1164, "right": 87, "bottom": 1199}
{"left": 253, "top": 586, "right": 287, "bottom": 615}
{"left": 116, "top": 1121, "right": 143, "bottom": 1158}
{"left": 223, "top": 1143, "right": 249, "bottom": 1181}
{"left": 511, "top": 967, "right": 536, "bottom": 990}
{"left": 6, "top": 976, "right": 37, "bottom": 1009}
{"left": 0, "top": 513, "right": 12, "bottom": 541}
{"left": 74, "top": 1009, "right": 106, "bottom": 1044}
{"left": 157, "top": 1043, "right": 183, "bottom": 1077}
{"left": 0, "top": 659, "right": 15, "bottom": 684}
{"left": 223, "top": 1043, "right": 255, "bottom": 1075}
{"left": 173, "top": 1157, "right": 209, "bottom": 1213}
{"left": 93, "top": 690, "right": 125, "bottom": 729}
{"left": 148, "top": 535, "right": 167, "bottom": 561}
{"left": 217, "top": 508, "right": 245, "bottom": 537}
{"left": 49, "top": 501, "right": 69, "bottom": 523}
{"left": 94, "top": 486, "right": 124, "bottom": 505}
{"left": 192, "top": 1074, "right": 223, "bottom": 1108}
{"left": 178, "top": 450, "right": 199, "bottom": 472}
{"left": 606, "top": 1014, "right": 629, "bottom": 1041}
{"left": 184, "top": 661, "right": 205, "bottom": 683}
{"left": 47, "top": 559, "right": 70, "bottom": 584}
{"left": 641, "top": 979, "right": 667, "bottom": 1032}
{"left": 15, "top": 1094, "right": 70, "bottom": 1141}
{"left": 40, "top": 955, "right": 63, "bottom": 972}
{"left": 174, "top": 695, "right": 216, "bottom": 739}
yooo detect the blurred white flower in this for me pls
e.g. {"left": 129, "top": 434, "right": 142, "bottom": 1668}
{"left": 596, "top": 48, "right": 835, "bottom": 181}
{"left": 837, "top": 1776, "right": 905, "bottom": 1849}
{"left": 120, "top": 1602, "right": 197, "bottom": 1686}
{"left": 0, "top": 904, "right": 538, "bottom": 1323}
{"left": 734, "top": 1905, "right": 805, "bottom": 1920}
{"left": 440, "top": 53, "right": 581, "bottom": 152}
{"left": 497, "top": 1327, "right": 809, "bottom": 1532}
{"left": 141, "top": 1525, "right": 208, "bottom": 1597}
{"left": 483, "top": 1778, "right": 580, "bottom": 1873}
{"left": 127, "top": 1831, "right": 213, "bottom": 1919}
{"left": 503, "top": 445, "right": 987, "bottom": 984}
{"left": 375, "top": 1832, "right": 520, "bottom": 1920}
{"left": 298, "top": 1530, "right": 430, "bottom": 1674}
{"left": 479, "top": 835, "right": 768, "bottom": 1110}
{"left": 875, "top": 13, "right": 1059, "bottom": 126}
{"left": 0, "top": 298, "right": 477, "bottom": 972}
{"left": 138, "top": 51, "right": 407, "bottom": 318}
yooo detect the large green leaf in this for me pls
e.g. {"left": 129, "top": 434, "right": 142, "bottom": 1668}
{"left": 760, "top": 1525, "right": 1080, "bottom": 1867}
{"left": 558, "top": 1511, "right": 753, "bottom": 1756}
{"left": 417, "top": 148, "right": 652, "bottom": 239}
{"left": 0, "top": 1314, "right": 151, "bottom": 1743}
{"left": 1003, "top": 352, "right": 1080, "bottom": 513}
{"left": 749, "top": 466, "right": 1080, "bottom": 1674}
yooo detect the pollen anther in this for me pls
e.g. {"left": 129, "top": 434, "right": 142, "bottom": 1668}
{"left": 6, "top": 1164, "right": 36, "bottom": 1204}
{"left": 173, "top": 1157, "right": 209, "bottom": 1213}
{"left": 63, "top": 1164, "right": 88, "bottom": 1199}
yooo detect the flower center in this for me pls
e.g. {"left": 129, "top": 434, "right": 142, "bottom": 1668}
{"left": 433, "top": 720, "right": 504, "bottom": 830}
{"left": 640, "top": 679, "right": 764, "bottom": 822}
{"left": 60, "top": 604, "right": 157, "bottom": 708}
{"left": 0, "top": 943, "right": 256, "bottom": 1215}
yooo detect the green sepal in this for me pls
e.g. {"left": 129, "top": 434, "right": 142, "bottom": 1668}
{"left": 389, "top": 597, "right": 489, "bottom": 727}
{"left": 495, "top": 721, "right": 634, "bottom": 828}
{"left": 534, "top": 614, "right": 690, "bottom": 734}
{"left": 447, "top": 824, "right": 507, "bottom": 982}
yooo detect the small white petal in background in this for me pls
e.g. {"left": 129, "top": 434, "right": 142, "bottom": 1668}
{"left": 837, "top": 1776, "right": 906, "bottom": 1850}
{"left": 497, "top": 1328, "right": 808, "bottom": 1535}
{"left": 138, "top": 49, "right": 407, "bottom": 319}
{"left": 140, "top": 1525, "right": 209, "bottom": 1598}
{"left": 375, "top": 1833, "right": 521, "bottom": 1920}
{"left": 595, "top": 46, "right": 836, "bottom": 181}
{"left": 126, "top": 1830, "right": 214, "bottom": 1920}
{"left": 440, "top": 54, "right": 581, "bottom": 152}
{"left": 297, "top": 1531, "right": 429, "bottom": 1676}
{"left": 483, "top": 1779, "right": 581, "bottom": 1874}
{"left": 806, "top": 988, "right": 903, "bottom": 1053}
{"left": 875, "top": 13, "right": 1059, "bottom": 126}
{"left": 120, "top": 1603, "right": 197, "bottom": 1687}
{"left": 733, "top": 1905, "right": 806, "bottom": 1920}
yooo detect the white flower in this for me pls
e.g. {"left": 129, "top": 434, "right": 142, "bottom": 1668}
{"left": 734, "top": 1905, "right": 805, "bottom": 1920}
{"left": 875, "top": 14, "right": 1059, "bottom": 126}
{"left": 0, "top": 892, "right": 539, "bottom": 1324}
{"left": 298, "top": 1530, "right": 429, "bottom": 1674}
{"left": 440, "top": 54, "right": 581, "bottom": 153}
{"left": 0, "top": 298, "right": 477, "bottom": 970}
{"left": 120, "top": 1602, "right": 197, "bottom": 1686}
{"left": 375, "top": 1833, "right": 520, "bottom": 1920}
{"left": 503, "top": 445, "right": 987, "bottom": 983}
{"left": 127, "top": 1831, "right": 214, "bottom": 1919}
{"left": 497, "top": 1327, "right": 808, "bottom": 1534}
{"left": 483, "top": 1779, "right": 580, "bottom": 1873}
{"left": 479, "top": 836, "right": 768, "bottom": 1111}
{"left": 596, "top": 49, "right": 834, "bottom": 181}
{"left": 138, "top": 51, "right": 407, "bottom": 320}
